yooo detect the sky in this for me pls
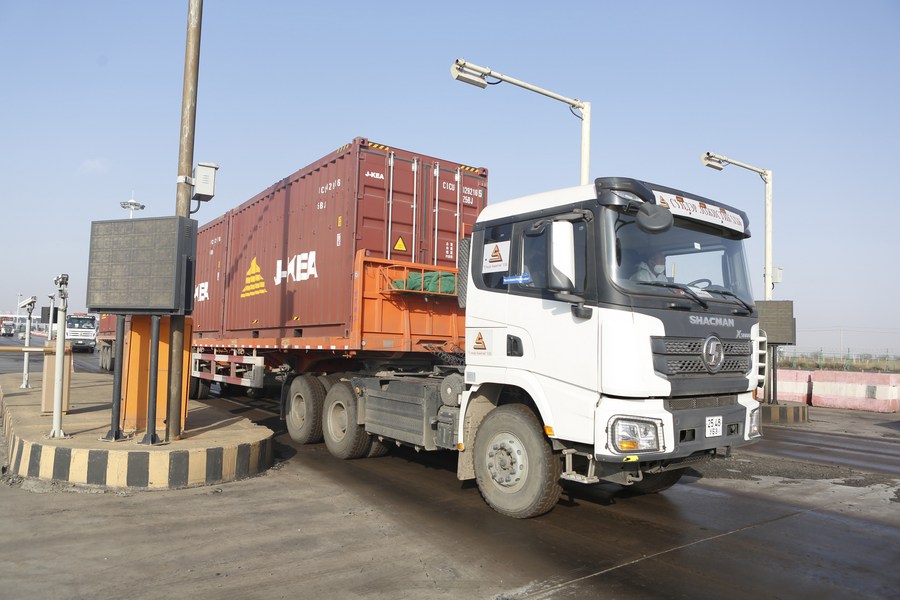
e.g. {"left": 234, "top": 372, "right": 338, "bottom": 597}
{"left": 1, "top": 1, "right": 898, "bottom": 355}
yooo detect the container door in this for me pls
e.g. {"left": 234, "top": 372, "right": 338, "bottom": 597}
{"left": 356, "top": 147, "right": 421, "bottom": 264}
{"left": 431, "top": 163, "right": 462, "bottom": 268}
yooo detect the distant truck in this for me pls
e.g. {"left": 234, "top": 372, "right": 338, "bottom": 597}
{"left": 65, "top": 313, "right": 98, "bottom": 352}
{"left": 1, "top": 321, "right": 14, "bottom": 337}
{"left": 188, "top": 137, "right": 766, "bottom": 518}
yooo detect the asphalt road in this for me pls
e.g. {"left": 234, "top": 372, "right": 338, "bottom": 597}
{"left": 0, "top": 334, "right": 105, "bottom": 375}
{"left": 1, "top": 346, "right": 899, "bottom": 599}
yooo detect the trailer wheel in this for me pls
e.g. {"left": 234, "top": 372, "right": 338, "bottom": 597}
{"left": 286, "top": 375, "right": 326, "bottom": 444}
{"left": 197, "top": 378, "right": 211, "bottom": 400}
{"left": 473, "top": 404, "right": 562, "bottom": 518}
{"left": 625, "top": 469, "right": 685, "bottom": 494}
{"left": 193, "top": 367, "right": 210, "bottom": 400}
{"left": 189, "top": 376, "right": 200, "bottom": 399}
{"left": 323, "top": 381, "right": 372, "bottom": 459}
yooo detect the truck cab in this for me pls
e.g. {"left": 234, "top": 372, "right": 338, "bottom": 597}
{"left": 454, "top": 177, "right": 765, "bottom": 516}
{"left": 65, "top": 313, "right": 99, "bottom": 352}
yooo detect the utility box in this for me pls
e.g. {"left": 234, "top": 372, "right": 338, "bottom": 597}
{"left": 41, "top": 342, "right": 72, "bottom": 414}
{"left": 192, "top": 162, "right": 219, "bottom": 202}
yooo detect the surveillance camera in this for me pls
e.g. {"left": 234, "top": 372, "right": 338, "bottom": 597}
{"left": 54, "top": 273, "right": 69, "bottom": 287}
{"left": 18, "top": 295, "right": 37, "bottom": 309}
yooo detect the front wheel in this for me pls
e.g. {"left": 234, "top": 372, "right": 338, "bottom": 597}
{"left": 473, "top": 404, "right": 562, "bottom": 518}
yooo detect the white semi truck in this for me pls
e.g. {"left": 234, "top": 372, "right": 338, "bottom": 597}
{"left": 188, "top": 142, "right": 765, "bottom": 518}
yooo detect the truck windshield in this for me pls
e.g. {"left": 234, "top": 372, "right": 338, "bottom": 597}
{"left": 606, "top": 206, "right": 754, "bottom": 307}
{"left": 67, "top": 317, "right": 97, "bottom": 329}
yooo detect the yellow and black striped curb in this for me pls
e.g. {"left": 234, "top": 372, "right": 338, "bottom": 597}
{"left": 1, "top": 377, "right": 274, "bottom": 491}
{"left": 760, "top": 402, "right": 809, "bottom": 424}
{"left": 3, "top": 427, "right": 272, "bottom": 490}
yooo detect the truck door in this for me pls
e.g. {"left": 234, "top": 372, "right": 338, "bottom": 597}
{"left": 504, "top": 214, "right": 599, "bottom": 442}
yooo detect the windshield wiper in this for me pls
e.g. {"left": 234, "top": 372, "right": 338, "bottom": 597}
{"left": 636, "top": 281, "right": 708, "bottom": 309}
{"left": 708, "top": 288, "right": 754, "bottom": 313}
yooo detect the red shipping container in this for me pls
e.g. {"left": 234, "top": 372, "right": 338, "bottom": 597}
{"left": 192, "top": 137, "right": 488, "bottom": 348}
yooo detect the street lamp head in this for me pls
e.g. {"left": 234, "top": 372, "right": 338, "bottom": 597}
{"left": 120, "top": 200, "right": 146, "bottom": 211}
{"left": 450, "top": 61, "right": 488, "bottom": 89}
{"left": 701, "top": 152, "right": 727, "bottom": 171}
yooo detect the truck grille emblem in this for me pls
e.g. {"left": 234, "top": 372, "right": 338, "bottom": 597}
{"left": 701, "top": 335, "right": 725, "bottom": 373}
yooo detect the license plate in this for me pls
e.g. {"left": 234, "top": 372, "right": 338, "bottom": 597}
{"left": 706, "top": 416, "right": 723, "bottom": 437}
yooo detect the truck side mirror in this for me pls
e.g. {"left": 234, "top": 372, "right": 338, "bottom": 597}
{"left": 548, "top": 221, "right": 576, "bottom": 293}
{"left": 636, "top": 203, "right": 673, "bottom": 233}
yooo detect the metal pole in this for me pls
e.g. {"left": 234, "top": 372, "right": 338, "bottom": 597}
{"left": 167, "top": 0, "right": 203, "bottom": 442}
{"left": 20, "top": 307, "right": 32, "bottom": 389}
{"left": 47, "top": 296, "right": 55, "bottom": 341}
{"left": 104, "top": 315, "right": 127, "bottom": 441}
{"left": 140, "top": 316, "right": 162, "bottom": 445}
{"left": 49, "top": 283, "right": 68, "bottom": 439}
{"left": 764, "top": 169, "right": 773, "bottom": 300}
{"left": 580, "top": 101, "right": 591, "bottom": 186}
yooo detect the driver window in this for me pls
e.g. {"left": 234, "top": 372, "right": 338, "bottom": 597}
{"left": 520, "top": 232, "right": 548, "bottom": 288}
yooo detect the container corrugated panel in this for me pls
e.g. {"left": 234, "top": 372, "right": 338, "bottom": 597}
{"left": 193, "top": 138, "right": 487, "bottom": 343}
{"left": 193, "top": 214, "right": 229, "bottom": 336}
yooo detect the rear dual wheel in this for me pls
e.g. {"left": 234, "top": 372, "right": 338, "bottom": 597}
{"left": 322, "top": 381, "right": 373, "bottom": 459}
{"left": 286, "top": 375, "right": 326, "bottom": 444}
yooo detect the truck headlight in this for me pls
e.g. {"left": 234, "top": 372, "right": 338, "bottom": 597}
{"left": 611, "top": 418, "right": 661, "bottom": 453}
{"left": 748, "top": 407, "right": 762, "bottom": 438}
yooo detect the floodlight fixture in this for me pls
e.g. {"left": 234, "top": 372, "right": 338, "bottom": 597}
{"left": 451, "top": 58, "right": 592, "bottom": 185}
{"left": 702, "top": 150, "right": 775, "bottom": 301}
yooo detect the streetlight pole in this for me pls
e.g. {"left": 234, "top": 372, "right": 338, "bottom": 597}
{"left": 451, "top": 58, "right": 592, "bottom": 186}
{"left": 702, "top": 152, "right": 774, "bottom": 300}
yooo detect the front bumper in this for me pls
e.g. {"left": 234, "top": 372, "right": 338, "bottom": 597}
{"left": 594, "top": 394, "right": 760, "bottom": 463}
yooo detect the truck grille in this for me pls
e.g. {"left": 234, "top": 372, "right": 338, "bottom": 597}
{"left": 667, "top": 395, "right": 737, "bottom": 410}
{"left": 651, "top": 336, "right": 752, "bottom": 376}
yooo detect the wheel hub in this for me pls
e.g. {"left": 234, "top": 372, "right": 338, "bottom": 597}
{"left": 486, "top": 435, "right": 527, "bottom": 490}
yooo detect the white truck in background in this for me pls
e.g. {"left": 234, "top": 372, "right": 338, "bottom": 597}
{"left": 65, "top": 312, "right": 98, "bottom": 352}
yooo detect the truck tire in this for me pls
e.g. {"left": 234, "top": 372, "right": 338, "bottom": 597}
{"left": 194, "top": 367, "right": 210, "bottom": 400}
{"left": 197, "top": 378, "right": 211, "bottom": 400}
{"left": 317, "top": 374, "right": 341, "bottom": 393}
{"left": 366, "top": 437, "right": 389, "bottom": 458}
{"left": 626, "top": 469, "right": 685, "bottom": 494}
{"left": 286, "top": 375, "right": 326, "bottom": 444}
{"left": 473, "top": 404, "right": 562, "bottom": 518}
{"left": 322, "top": 381, "right": 372, "bottom": 459}
{"left": 189, "top": 376, "right": 200, "bottom": 399}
